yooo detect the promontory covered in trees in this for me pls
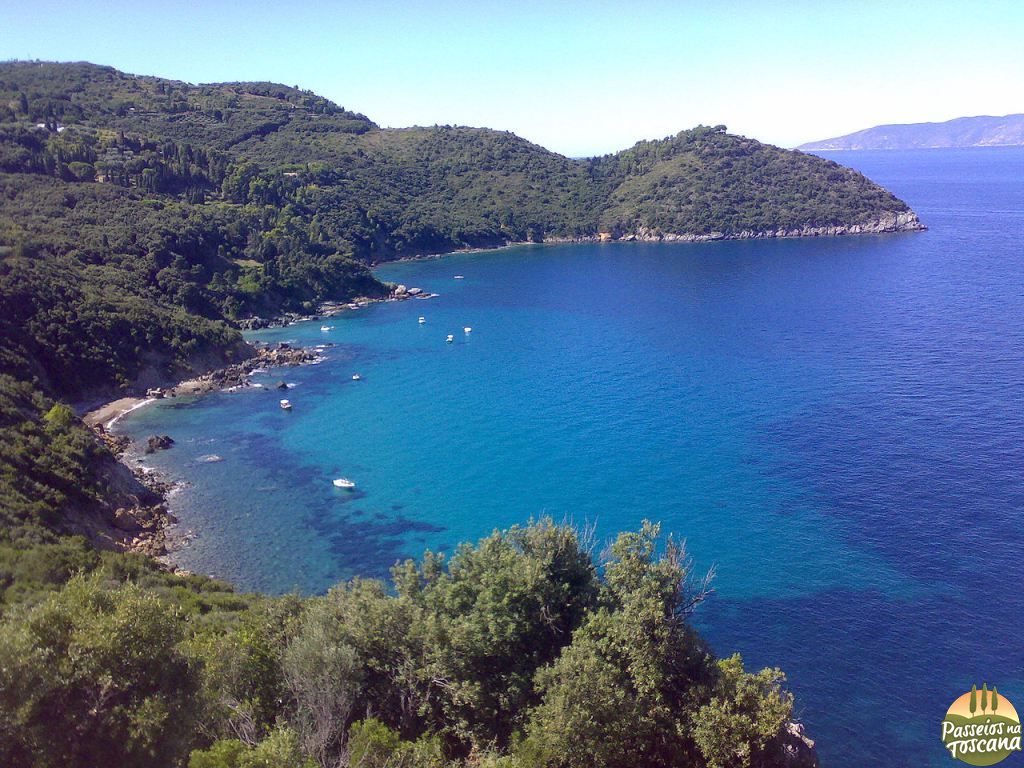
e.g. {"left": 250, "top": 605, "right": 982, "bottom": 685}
{"left": 0, "top": 60, "right": 919, "bottom": 768}
{"left": 1, "top": 61, "right": 922, "bottom": 401}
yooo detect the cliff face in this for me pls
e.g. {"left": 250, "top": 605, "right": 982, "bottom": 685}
{"left": 63, "top": 428, "right": 172, "bottom": 557}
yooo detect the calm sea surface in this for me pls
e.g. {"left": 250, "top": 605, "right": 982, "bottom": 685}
{"left": 119, "top": 147, "right": 1024, "bottom": 766}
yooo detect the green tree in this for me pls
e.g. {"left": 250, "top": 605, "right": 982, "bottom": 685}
{"left": 992, "top": 687, "right": 999, "bottom": 718}
{"left": 0, "top": 576, "right": 199, "bottom": 768}
{"left": 414, "top": 519, "right": 599, "bottom": 751}
{"left": 521, "top": 523, "right": 718, "bottom": 768}
{"left": 346, "top": 719, "right": 446, "bottom": 768}
{"left": 982, "top": 683, "right": 989, "bottom": 716}
{"left": 188, "top": 728, "right": 315, "bottom": 768}
{"left": 970, "top": 684, "right": 978, "bottom": 717}
{"left": 189, "top": 739, "right": 248, "bottom": 768}
{"left": 347, "top": 718, "right": 401, "bottom": 768}
{"left": 692, "top": 656, "right": 795, "bottom": 768}
{"left": 282, "top": 598, "right": 365, "bottom": 767}
{"left": 189, "top": 596, "right": 302, "bottom": 744}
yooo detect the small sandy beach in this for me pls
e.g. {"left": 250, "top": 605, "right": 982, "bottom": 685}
{"left": 83, "top": 396, "right": 151, "bottom": 429}
{"left": 82, "top": 373, "right": 219, "bottom": 429}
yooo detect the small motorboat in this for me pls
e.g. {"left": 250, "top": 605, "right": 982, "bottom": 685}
{"left": 463, "top": 326, "right": 472, "bottom": 334}
{"left": 351, "top": 373, "right": 361, "bottom": 381}
{"left": 333, "top": 478, "right": 356, "bottom": 489}
{"left": 418, "top": 316, "right": 426, "bottom": 324}
{"left": 280, "top": 399, "right": 292, "bottom": 410}
{"left": 446, "top": 334, "right": 454, "bottom": 343}
{"left": 320, "top": 325, "right": 332, "bottom": 332}
{"left": 454, "top": 275, "right": 465, "bottom": 280}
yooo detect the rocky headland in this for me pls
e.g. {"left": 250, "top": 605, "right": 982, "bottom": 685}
{"left": 543, "top": 211, "right": 925, "bottom": 245}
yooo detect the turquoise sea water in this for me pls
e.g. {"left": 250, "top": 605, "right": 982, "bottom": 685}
{"left": 119, "top": 147, "right": 1024, "bottom": 767}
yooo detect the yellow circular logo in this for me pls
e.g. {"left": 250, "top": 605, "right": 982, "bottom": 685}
{"left": 941, "top": 685, "right": 1022, "bottom": 765}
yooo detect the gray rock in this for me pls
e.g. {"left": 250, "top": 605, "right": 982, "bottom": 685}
{"left": 145, "top": 434, "right": 175, "bottom": 454}
{"left": 779, "top": 722, "right": 820, "bottom": 768}
{"left": 113, "top": 508, "right": 143, "bottom": 532}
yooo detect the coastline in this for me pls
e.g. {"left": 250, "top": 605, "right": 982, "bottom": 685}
{"left": 83, "top": 396, "right": 153, "bottom": 430}
{"left": 548, "top": 210, "right": 926, "bottom": 243}
{"left": 81, "top": 214, "right": 925, "bottom": 561}
{"left": 374, "top": 210, "right": 926, "bottom": 267}
{"left": 76, "top": 278, "right": 442, "bottom": 564}
{"left": 80, "top": 343, "right": 330, "bottom": 561}
{"left": 78, "top": 282, "right": 437, "bottom": 427}
{"left": 81, "top": 348, "right": 319, "bottom": 429}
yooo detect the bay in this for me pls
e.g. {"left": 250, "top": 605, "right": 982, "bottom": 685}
{"left": 119, "top": 147, "right": 1024, "bottom": 767}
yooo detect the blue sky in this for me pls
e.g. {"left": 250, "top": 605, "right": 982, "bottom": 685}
{"left": 2, "top": 0, "right": 1021, "bottom": 156}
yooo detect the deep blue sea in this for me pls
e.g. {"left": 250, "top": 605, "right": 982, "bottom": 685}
{"left": 119, "top": 147, "right": 1024, "bottom": 767}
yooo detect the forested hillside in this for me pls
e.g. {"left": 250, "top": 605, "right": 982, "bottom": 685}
{"left": 1, "top": 60, "right": 920, "bottom": 402}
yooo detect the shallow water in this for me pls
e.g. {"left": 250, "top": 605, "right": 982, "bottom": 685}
{"left": 120, "top": 147, "right": 1024, "bottom": 766}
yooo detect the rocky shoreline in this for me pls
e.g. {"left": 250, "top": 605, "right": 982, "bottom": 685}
{"left": 81, "top": 213, "right": 923, "bottom": 560}
{"left": 89, "top": 425, "right": 179, "bottom": 558}
{"left": 237, "top": 286, "right": 436, "bottom": 330}
{"left": 141, "top": 343, "right": 325, "bottom": 401}
{"left": 541, "top": 210, "right": 925, "bottom": 245}
{"left": 375, "top": 210, "right": 926, "bottom": 266}
{"left": 83, "top": 343, "right": 329, "bottom": 560}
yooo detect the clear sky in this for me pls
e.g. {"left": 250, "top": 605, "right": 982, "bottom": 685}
{"left": 2, "top": 0, "right": 1021, "bottom": 156}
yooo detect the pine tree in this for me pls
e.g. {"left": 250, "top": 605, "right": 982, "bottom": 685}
{"left": 992, "top": 687, "right": 999, "bottom": 718}
{"left": 970, "top": 685, "right": 978, "bottom": 718}
{"left": 981, "top": 683, "right": 989, "bottom": 716}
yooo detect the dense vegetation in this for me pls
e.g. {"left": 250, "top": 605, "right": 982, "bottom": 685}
{"left": 0, "top": 518, "right": 813, "bottom": 768}
{"left": 1, "top": 60, "right": 914, "bottom": 401}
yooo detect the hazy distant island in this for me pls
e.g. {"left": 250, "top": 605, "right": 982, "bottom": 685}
{"left": 798, "top": 113, "right": 1024, "bottom": 151}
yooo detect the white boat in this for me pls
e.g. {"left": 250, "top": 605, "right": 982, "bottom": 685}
{"left": 418, "top": 316, "right": 426, "bottom": 324}
{"left": 333, "top": 478, "right": 356, "bottom": 489}
{"left": 351, "top": 373, "right": 361, "bottom": 381}
{"left": 464, "top": 326, "right": 472, "bottom": 333}
{"left": 320, "top": 325, "right": 332, "bottom": 332}
{"left": 280, "top": 399, "right": 292, "bottom": 410}
{"left": 454, "top": 275, "right": 465, "bottom": 279}
{"left": 446, "top": 334, "right": 454, "bottom": 343}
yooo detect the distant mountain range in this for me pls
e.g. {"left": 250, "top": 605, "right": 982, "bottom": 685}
{"left": 798, "top": 114, "right": 1024, "bottom": 151}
